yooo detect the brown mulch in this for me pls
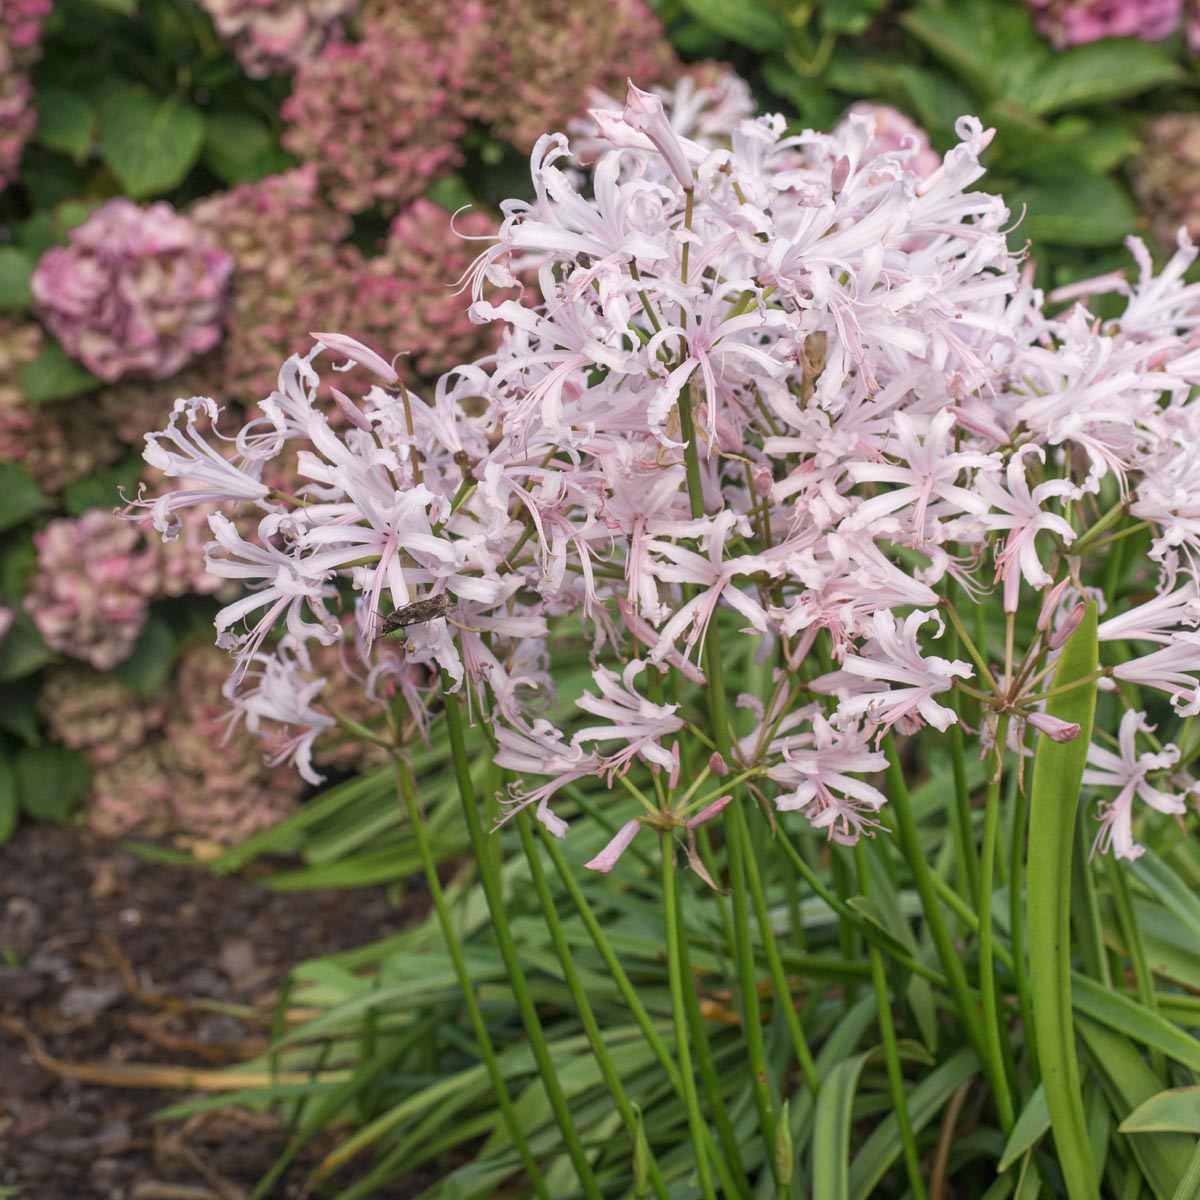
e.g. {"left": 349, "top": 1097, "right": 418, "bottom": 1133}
{"left": 0, "top": 824, "right": 427, "bottom": 1200}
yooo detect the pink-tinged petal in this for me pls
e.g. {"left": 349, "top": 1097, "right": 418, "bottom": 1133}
{"left": 584, "top": 819, "right": 643, "bottom": 872}
{"left": 311, "top": 332, "right": 399, "bottom": 384}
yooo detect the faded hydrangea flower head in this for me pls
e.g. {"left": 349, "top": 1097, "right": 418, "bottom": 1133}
{"left": 190, "top": 167, "right": 352, "bottom": 400}
{"left": 281, "top": 19, "right": 467, "bottom": 214}
{"left": 1025, "top": 0, "right": 1181, "bottom": 47}
{"left": 132, "top": 72, "right": 1200, "bottom": 866}
{"left": 26, "top": 509, "right": 156, "bottom": 670}
{"left": 38, "top": 666, "right": 166, "bottom": 768}
{"left": 30, "top": 198, "right": 234, "bottom": 382}
{"left": 198, "top": 0, "right": 356, "bottom": 78}
{"left": 0, "top": 0, "right": 51, "bottom": 190}
{"left": 349, "top": 200, "right": 503, "bottom": 382}
{"left": 1134, "top": 113, "right": 1200, "bottom": 252}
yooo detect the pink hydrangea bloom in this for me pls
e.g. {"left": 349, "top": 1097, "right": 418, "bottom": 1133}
{"left": 0, "top": 318, "right": 124, "bottom": 489}
{"left": 1134, "top": 113, "right": 1200, "bottom": 252}
{"left": 198, "top": 0, "right": 356, "bottom": 78}
{"left": 1025, "top": 0, "right": 1181, "bottom": 47}
{"left": 0, "top": 0, "right": 51, "bottom": 189}
{"left": 190, "top": 167, "right": 353, "bottom": 399}
{"left": 24, "top": 509, "right": 156, "bottom": 670}
{"left": 31, "top": 199, "right": 234, "bottom": 382}
{"left": 349, "top": 200, "right": 502, "bottom": 381}
{"left": 282, "top": 20, "right": 466, "bottom": 214}
{"left": 160, "top": 644, "right": 304, "bottom": 841}
{"left": 38, "top": 666, "right": 166, "bottom": 767}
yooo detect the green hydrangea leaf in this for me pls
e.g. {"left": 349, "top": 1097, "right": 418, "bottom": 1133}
{"left": 100, "top": 87, "right": 205, "bottom": 198}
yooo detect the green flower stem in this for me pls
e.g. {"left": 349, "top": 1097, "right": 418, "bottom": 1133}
{"left": 883, "top": 736, "right": 1004, "bottom": 1115}
{"left": 675, "top": 895, "right": 754, "bottom": 1199}
{"left": 680, "top": 380, "right": 777, "bottom": 1178}
{"left": 855, "top": 840, "right": 928, "bottom": 1200}
{"left": 978, "top": 716, "right": 1016, "bottom": 1132}
{"left": 774, "top": 822, "right": 950, "bottom": 990}
{"left": 1008, "top": 736, "right": 1037, "bottom": 1073}
{"left": 950, "top": 721, "right": 980, "bottom": 908}
{"left": 740, "top": 803, "right": 819, "bottom": 1096}
{"left": 391, "top": 755, "right": 549, "bottom": 1199}
{"left": 1106, "top": 855, "right": 1164, "bottom": 1080}
{"left": 537, "top": 828, "right": 748, "bottom": 1199}
{"left": 663, "top": 833, "right": 719, "bottom": 1200}
{"left": 441, "top": 681, "right": 603, "bottom": 1200}
{"left": 516, "top": 813, "right": 670, "bottom": 1200}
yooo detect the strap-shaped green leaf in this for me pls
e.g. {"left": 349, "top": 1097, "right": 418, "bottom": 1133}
{"left": 1027, "top": 602, "right": 1099, "bottom": 1200}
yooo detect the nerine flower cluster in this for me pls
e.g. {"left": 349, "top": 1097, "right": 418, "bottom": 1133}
{"left": 133, "top": 75, "right": 1200, "bottom": 865}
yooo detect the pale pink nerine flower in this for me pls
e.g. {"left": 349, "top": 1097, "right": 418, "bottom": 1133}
{"left": 812, "top": 611, "right": 972, "bottom": 735}
{"left": 30, "top": 199, "right": 233, "bottom": 382}
{"left": 975, "top": 445, "right": 1076, "bottom": 612}
{"left": 572, "top": 659, "right": 685, "bottom": 779}
{"left": 25, "top": 510, "right": 156, "bottom": 671}
{"left": 495, "top": 718, "right": 601, "bottom": 838}
{"left": 844, "top": 409, "right": 996, "bottom": 545}
{"left": 225, "top": 639, "right": 337, "bottom": 785}
{"left": 1110, "top": 634, "right": 1200, "bottom": 715}
{"left": 767, "top": 712, "right": 888, "bottom": 844}
{"left": 841, "top": 102, "right": 942, "bottom": 180}
{"left": 1084, "top": 710, "right": 1190, "bottom": 861}
{"left": 198, "top": 0, "right": 355, "bottom": 78}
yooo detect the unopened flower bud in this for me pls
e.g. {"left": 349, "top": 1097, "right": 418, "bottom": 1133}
{"left": 1038, "top": 578, "right": 1071, "bottom": 632}
{"left": 623, "top": 80, "right": 694, "bottom": 190}
{"left": 331, "top": 388, "right": 373, "bottom": 432}
{"left": 1050, "top": 602, "right": 1087, "bottom": 650}
{"left": 708, "top": 751, "right": 729, "bottom": 777}
{"left": 686, "top": 794, "right": 731, "bottom": 830}
{"left": 584, "top": 818, "right": 642, "bottom": 873}
{"left": 1027, "top": 711, "right": 1081, "bottom": 743}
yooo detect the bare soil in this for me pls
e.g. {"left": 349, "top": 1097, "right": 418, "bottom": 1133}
{"left": 0, "top": 824, "right": 421, "bottom": 1199}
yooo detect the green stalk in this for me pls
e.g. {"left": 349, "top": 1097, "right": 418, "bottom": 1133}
{"left": 392, "top": 756, "right": 549, "bottom": 1198}
{"left": 679, "top": 380, "right": 777, "bottom": 1176}
{"left": 855, "top": 840, "right": 927, "bottom": 1200}
{"left": 441, "top": 681, "right": 603, "bottom": 1200}
{"left": 1008, "top": 731, "right": 1037, "bottom": 1073}
{"left": 516, "top": 813, "right": 670, "bottom": 1200}
{"left": 538, "top": 827, "right": 748, "bottom": 1199}
{"left": 883, "top": 737, "right": 1001, "bottom": 1110}
{"left": 978, "top": 716, "right": 1016, "bottom": 1131}
{"left": 663, "top": 833, "right": 719, "bottom": 1200}
{"left": 741, "top": 804, "right": 819, "bottom": 1097}
{"left": 1026, "top": 604, "right": 1100, "bottom": 1200}
{"left": 950, "top": 722, "right": 980, "bottom": 906}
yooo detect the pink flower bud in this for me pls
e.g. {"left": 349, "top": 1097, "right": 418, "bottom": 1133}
{"left": 708, "top": 751, "right": 729, "bottom": 777}
{"left": 686, "top": 794, "right": 731, "bottom": 830}
{"left": 331, "top": 387, "right": 374, "bottom": 432}
{"left": 1038, "top": 578, "right": 1071, "bottom": 632}
{"left": 1027, "top": 711, "right": 1081, "bottom": 743}
{"left": 584, "top": 818, "right": 642, "bottom": 872}
{"left": 623, "top": 80, "right": 694, "bottom": 190}
{"left": 1050, "top": 602, "right": 1087, "bottom": 650}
